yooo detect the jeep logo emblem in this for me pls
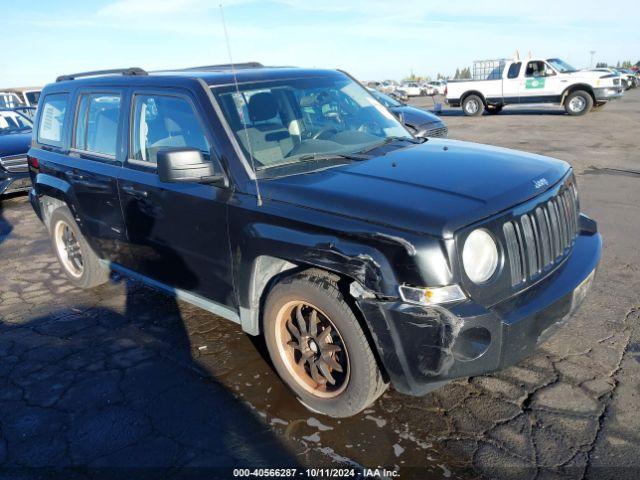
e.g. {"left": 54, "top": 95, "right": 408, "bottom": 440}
{"left": 533, "top": 178, "right": 549, "bottom": 189}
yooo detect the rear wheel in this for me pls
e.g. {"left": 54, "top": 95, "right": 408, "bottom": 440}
{"left": 564, "top": 90, "right": 593, "bottom": 116}
{"left": 462, "top": 94, "right": 484, "bottom": 116}
{"left": 50, "top": 207, "right": 110, "bottom": 289}
{"left": 264, "top": 270, "right": 387, "bottom": 417}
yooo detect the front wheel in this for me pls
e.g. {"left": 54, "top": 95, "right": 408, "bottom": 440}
{"left": 462, "top": 94, "right": 484, "bottom": 116}
{"left": 264, "top": 270, "right": 387, "bottom": 417}
{"left": 564, "top": 90, "right": 593, "bottom": 116}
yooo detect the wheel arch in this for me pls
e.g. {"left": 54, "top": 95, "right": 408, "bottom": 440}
{"left": 460, "top": 90, "right": 487, "bottom": 106}
{"left": 33, "top": 174, "right": 79, "bottom": 231}
{"left": 561, "top": 84, "right": 596, "bottom": 105}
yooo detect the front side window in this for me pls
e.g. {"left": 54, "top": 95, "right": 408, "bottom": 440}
{"left": 525, "top": 61, "right": 547, "bottom": 77}
{"left": 75, "top": 93, "right": 121, "bottom": 157}
{"left": 26, "top": 91, "right": 41, "bottom": 105}
{"left": 214, "top": 74, "right": 410, "bottom": 174}
{"left": 131, "top": 94, "right": 210, "bottom": 164}
{"left": 38, "top": 93, "right": 68, "bottom": 146}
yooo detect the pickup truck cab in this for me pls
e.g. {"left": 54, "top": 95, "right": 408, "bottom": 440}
{"left": 447, "top": 57, "right": 623, "bottom": 116}
{"left": 28, "top": 64, "right": 601, "bottom": 417}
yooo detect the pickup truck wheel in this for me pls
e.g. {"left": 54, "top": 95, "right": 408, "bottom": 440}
{"left": 50, "top": 207, "right": 110, "bottom": 289}
{"left": 462, "top": 95, "right": 483, "bottom": 116}
{"left": 564, "top": 90, "right": 593, "bottom": 116}
{"left": 264, "top": 270, "right": 387, "bottom": 417}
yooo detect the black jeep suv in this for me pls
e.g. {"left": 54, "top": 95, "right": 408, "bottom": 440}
{"left": 28, "top": 64, "right": 601, "bottom": 417}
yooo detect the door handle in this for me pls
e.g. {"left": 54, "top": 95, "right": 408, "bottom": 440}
{"left": 65, "top": 171, "right": 85, "bottom": 181}
{"left": 122, "top": 185, "right": 149, "bottom": 198}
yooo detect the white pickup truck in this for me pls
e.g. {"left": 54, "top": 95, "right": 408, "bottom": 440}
{"left": 446, "top": 57, "right": 623, "bottom": 116}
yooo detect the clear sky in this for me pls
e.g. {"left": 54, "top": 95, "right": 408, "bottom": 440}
{"left": 2, "top": 0, "right": 639, "bottom": 88}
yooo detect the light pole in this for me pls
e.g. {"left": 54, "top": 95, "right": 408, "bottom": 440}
{"left": 590, "top": 50, "right": 596, "bottom": 68}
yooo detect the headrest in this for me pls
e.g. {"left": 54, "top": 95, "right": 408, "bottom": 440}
{"left": 248, "top": 92, "right": 278, "bottom": 122}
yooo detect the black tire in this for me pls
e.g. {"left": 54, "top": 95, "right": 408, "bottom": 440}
{"left": 564, "top": 90, "right": 593, "bottom": 116}
{"left": 49, "top": 206, "right": 110, "bottom": 289}
{"left": 263, "top": 269, "right": 387, "bottom": 417}
{"left": 485, "top": 105, "right": 503, "bottom": 115}
{"left": 462, "top": 94, "right": 484, "bottom": 116}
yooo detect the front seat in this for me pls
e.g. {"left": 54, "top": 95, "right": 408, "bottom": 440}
{"left": 237, "top": 92, "right": 293, "bottom": 167}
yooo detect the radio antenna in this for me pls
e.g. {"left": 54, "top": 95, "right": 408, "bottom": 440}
{"left": 219, "top": 3, "right": 263, "bottom": 206}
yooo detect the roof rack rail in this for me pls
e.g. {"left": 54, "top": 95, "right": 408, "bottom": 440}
{"left": 56, "top": 67, "right": 148, "bottom": 82}
{"left": 178, "top": 62, "right": 264, "bottom": 72}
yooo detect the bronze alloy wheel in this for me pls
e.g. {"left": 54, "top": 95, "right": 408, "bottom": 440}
{"left": 53, "top": 219, "right": 84, "bottom": 278}
{"left": 274, "top": 300, "right": 350, "bottom": 398}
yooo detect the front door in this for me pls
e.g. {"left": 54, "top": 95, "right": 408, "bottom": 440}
{"left": 117, "top": 90, "right": 234, "bottom": 307}
{"left": 519, "top": 61, "right": 560, "bottom": 103}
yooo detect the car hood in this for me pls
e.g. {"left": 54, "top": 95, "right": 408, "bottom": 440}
{"left": 262, "top": 139, "right": 570, "bottom": 238}
{"left": 564, "top": 70, "right": 608, "bottom": 81}
{"left": 0, "top": 132, "right": 32, "bottom": 157}
{"left": 391, "top": 105, "right": 442, "bottom": 128}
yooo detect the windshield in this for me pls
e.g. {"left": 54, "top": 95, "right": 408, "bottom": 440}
{"left": 546, "top": 58, "right": 578, "bottom": 73}
{"left": 0, "top": 110, "right": 32, "bottom": 134}
{"left": 369, "top": 89, "right": 402, "bottom": 108}
{"left": 213, "top": 74, "right": 411, "bottom": 174}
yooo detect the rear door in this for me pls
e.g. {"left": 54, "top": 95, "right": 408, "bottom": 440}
{"left": 33, "top": 90, "right": 128, "bottom": 261}
{"left": 117, "top": 88, "right": 234, "bottom": 306}
{"left": 67, "top": 89, "right": 129, "bottom": 260}
{"left": 502, "top": 62, "right": 522, "bottom": 103}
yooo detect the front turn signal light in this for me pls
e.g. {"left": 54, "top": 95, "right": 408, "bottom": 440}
{"left": 399, "top": 284, "right": 466, "bottom": 306}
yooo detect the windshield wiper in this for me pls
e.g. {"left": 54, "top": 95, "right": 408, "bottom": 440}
{"left": 256, "top": 152, "right": 371, "bottom": 172}
{"left": 297, "top": 152, "right": 372, "bottom": 162}
{"left": 360, "top": 135, "right": 426, "bottom": 154}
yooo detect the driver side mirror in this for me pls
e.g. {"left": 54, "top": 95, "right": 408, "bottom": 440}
{"left": 157, "top": 148, "right": 227, "bottom": 187}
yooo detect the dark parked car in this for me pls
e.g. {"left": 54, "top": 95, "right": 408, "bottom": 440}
{"left": 28, "top": 65, "right": 601, "bottom": 417}
{"left": 369, "top": 88, "right": 448, "bottom": 138}
{"left": 0, "top": 108, "right": 33, "bottom": 196}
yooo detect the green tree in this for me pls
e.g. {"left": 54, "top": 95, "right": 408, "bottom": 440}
{"left": 454, "top": 68, "right": 460, "bottom": 80}
{"left": 596, "top": 62, "right": 608, "bottom": 68}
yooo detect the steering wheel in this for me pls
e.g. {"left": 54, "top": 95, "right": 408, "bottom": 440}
{"left": 312, "top": 126, "right": 338, "bottom": 140}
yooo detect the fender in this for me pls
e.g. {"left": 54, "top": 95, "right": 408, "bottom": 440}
{"left": 460, "top": 90, "right": 486, "bottom": 105}
{"left": 235, "top": 222, "right": 407, "bottom": 335}
{"left": 560, "top": 83, "right": 595, "bottom": 104}
{"left": 32, "top": 172, "right": 78, "bottom": 230}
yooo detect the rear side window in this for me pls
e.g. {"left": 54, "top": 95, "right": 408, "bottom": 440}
{"left": 131, "top": 94, "right": 210, "bottom": 164}
{"left": 75, "top": 94, "right": 121, "bottom": 157}
{"left": 38, "top": 93, "right": 69, "bottom": 147}
{"left": 507, "top": 62, "right": 521, "bottom": 79}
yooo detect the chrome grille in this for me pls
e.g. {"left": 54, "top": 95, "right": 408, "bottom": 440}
{"left": 503, "top": 182, "right": 579, "bottom": 286}
{"left": 423, "top": 125, "right": 448, "bottom": 138}
{"left": 0, "top": 154, "right": 28, "bottom": 173}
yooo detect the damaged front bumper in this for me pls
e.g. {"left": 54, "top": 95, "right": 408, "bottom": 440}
{"left": 357, "top": 221, "right": 602, "bottom": 396}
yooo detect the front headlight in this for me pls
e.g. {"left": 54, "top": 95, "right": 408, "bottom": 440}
{"left": 463, "top": 229, "right": 499, "bottom": 284}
